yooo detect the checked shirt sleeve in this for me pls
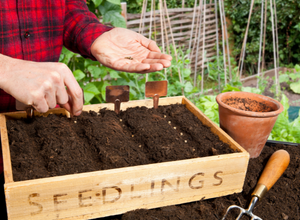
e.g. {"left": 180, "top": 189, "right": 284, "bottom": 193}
{"left": 63, "top": 0, "right": 113, "bottom": 60}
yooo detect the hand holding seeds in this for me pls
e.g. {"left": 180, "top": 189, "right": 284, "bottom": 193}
{"left": 91, "top": 28, "right": 172, "bottom": 74}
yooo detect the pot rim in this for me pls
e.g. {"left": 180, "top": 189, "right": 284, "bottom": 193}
{"left": 216, "top": 91, "right": 284, "bottom": 117}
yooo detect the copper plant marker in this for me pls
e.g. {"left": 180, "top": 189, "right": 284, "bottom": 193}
{"left": 15, "top": 100, "right": 34, "bottom": 119}
{"left": 145, "top": 80, "right": 168, "bottom": 109}
{"left": 106, "top": 85, "right": 130, "bottom": 114}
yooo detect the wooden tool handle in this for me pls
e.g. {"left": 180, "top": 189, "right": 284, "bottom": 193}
{"left": 257, "top": 149, "right": 290, "bottom": 190}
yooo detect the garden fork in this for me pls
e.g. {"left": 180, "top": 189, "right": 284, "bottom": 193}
{"left": 222, "top": 149, "right": 290, "bottom": 220}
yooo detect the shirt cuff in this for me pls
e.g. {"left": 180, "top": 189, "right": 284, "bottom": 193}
{"left": 76, "top": 23, "right": 114, "bottom": 60}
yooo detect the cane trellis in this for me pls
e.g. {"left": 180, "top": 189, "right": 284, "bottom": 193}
{"left": 126, "top": 1, "right": 220, "bottom": 92}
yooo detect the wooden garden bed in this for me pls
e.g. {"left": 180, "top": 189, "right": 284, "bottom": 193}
{"left": 0, "top": 96, "right": 249, "bottom": 220}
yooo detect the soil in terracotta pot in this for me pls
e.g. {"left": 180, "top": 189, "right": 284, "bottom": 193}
{"left": 102, "top": 142, "right": 300, "bottom": 220}
{"left": 224, "top": 97, "right": 273, "bottom": 112}
{"left": 7, "top": 104, "right": 234, "bottom": 182}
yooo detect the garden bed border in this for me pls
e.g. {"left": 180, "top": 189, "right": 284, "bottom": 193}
{"left": 0, "top": 96, "right": 249, "bottom": 220}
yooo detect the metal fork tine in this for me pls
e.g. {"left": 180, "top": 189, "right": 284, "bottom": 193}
{"left": 221, "top": 206, "right": 246, "bottom": 220}
{"left": 236, "top": 211, "right": 245, "bottom": 220}
{"left": 252, "top": 216, "right": 262, "bottom": 220}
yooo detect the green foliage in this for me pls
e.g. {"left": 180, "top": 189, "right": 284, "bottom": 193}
{"left": 279, "top": 64, "right": 300, "bottom": 94}
{"left": 225, "top": 0, "right": 300, "bottom": 74}
{"left": 269, "top": 94, "right": 300, "bottom": 143}
{"left": 122, "top": 0, "right": 143, "bottom": 14}
{"left": 99, "top": 1, "right": 126, "bottom": 27}
{"left": 205, "top": 54, "right": 243, "bottom": 91}
{"left": 110, "top": 72, "right": 146, "bottom": 100}
{"left": 193, "top": 95, "right": 219, "bottom": 125}
{"left": 86, "top": 0, "right": 126, "bottom": 28}
{"left": 123, "top": 0, "right": 196, "bottom": 14}
{"left": 206, "top": 55, "right": 237, "bottom": 82}
{"left": 59, "top": 48, "right": 113, "bottom": 104}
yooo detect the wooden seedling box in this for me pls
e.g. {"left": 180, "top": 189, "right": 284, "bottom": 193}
{"left": 0, "top": 96, "right": 249, "bottom": 220}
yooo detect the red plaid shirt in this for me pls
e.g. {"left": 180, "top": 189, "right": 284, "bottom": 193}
{"left": 0, "top": 0, "right": 113, "bottom": 174}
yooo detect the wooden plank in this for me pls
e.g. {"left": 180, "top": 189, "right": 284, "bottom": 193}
{"left": 5, "top": 154, "right": 248, "bottom": 220}
{"left": 3, "top": 108, "right": 69, "bottom": 120}
{"left": 0, "top": 114, "right": 13, "bottom": 183}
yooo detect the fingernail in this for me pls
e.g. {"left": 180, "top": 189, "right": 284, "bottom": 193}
{"left": 74, "top": 110, "right": 82, "bottom": 116}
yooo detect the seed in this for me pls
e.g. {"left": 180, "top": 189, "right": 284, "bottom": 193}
{"left": 173, "top": 127, "right": 176, "bottom": 129}
{"left": 168, "top": 121, "right": 171, "bottom": 124}
{"left": 184, "top": 140, "right": 187, "bottom": 143}
{"left": 74, "top": 121, "right": 77, "bottom": 123}
{"left": 120, "top": 119, "right": 122, "bottom": 122}
{"left": 164, "top": 115, "right": 167, "bottom": 118}
{"left": 180, "top": 133, "right": 183, "bottom": 136}
{"left": 139, "top": 145, "right": 142, "bottom": 148}
{"left": 132, "top": 135, "right": 134, "bottom": 137}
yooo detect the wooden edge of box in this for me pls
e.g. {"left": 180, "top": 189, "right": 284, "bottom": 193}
{"left": 0, "top": 114, "right": 13, "bottom": 184}
{"left": 1, "top": 107, "right": 70, "bottom": 119}
{"left": 5, "top": 152, "right": 247, "bottom": 188}
{"left": 4, "top": 152, "right": 249, "bottom": 220}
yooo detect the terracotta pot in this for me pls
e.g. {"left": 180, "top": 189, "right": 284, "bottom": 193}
{"left": 216, "top": 92, "right": 284, "bottom": 158}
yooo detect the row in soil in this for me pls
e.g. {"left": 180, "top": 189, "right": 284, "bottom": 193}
{"left": 7, "top": 104, "right": 234, "bottom": 181}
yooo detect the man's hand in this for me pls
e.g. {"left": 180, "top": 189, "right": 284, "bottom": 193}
{"left": 91, "top": 28, "right": 172, "bottom": 74}
{"left": 0, "top": 54, "right": 83, "bottom": 116}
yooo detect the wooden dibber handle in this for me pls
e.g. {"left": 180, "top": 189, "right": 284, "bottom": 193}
{"left": 252, "top": 149, "right": 290, "bottom": 200}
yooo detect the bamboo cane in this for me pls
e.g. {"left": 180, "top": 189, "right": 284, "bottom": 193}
{"left": 270, "top": 0, "right": 279, "bottom": 96}
{"left": 257, "top": 0, "right": 265, "bottom": 89}
{"left": 188, "top": 0, "right": 199, "bottom": 58}
{"left": 220, "top": 0, "right": 232, "bottom": 81}
{"left": 145, "top": 0, "right": 155, "bottom": 83}
{"left": 159, "top": 0, "right": 167, "bottom": 79}
{"left": 191, "top": 3, "right": 202, "bottom": 73}
{"left": 262, "top": 0, "right": 268, "bottom": 71}
{"left": 163, "top": 0, "right": 185, "bottom": 95}
{"left": 194, "top": 0, "right": 204, "bottom": 88}
{"left": 139, "top": 0, "right": 148, "bottom": 35}
{"left": 238, "top": 0, "right": 255, "bottom": 78}
{"left": 273, "top": 0, "right": 280, "bottom": 69}
{"left": 214, "top": 0, "right": 220, "bottom": 92}
{"left": 201, "top": 1, "right": 207, "bottom": 93}
{"left": 218, "top": 0, "right": 227, "bottom": 85}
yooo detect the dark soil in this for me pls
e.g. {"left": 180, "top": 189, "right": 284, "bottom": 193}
{"left": 7, "top": 104, "right": 234, "bottom": 182}
{"left": 224, "top": 97, "right": 273, "bottom": 112}
{"left": 102, "top": 142, "right": 300, "bottom": 220}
